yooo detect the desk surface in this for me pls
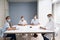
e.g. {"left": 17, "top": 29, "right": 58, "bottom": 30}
{"left": 4, "top": 25, "right": 54, "bottom": 34}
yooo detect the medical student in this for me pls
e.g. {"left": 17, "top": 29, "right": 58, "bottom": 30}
{"left": 31, "top": 15, "right": 40, "bottom": 37}
{"left": 41, "top": 14, "right": 58, "bottom": 40}
{"left": 18, "top": 16, "right": 28, "bottom": 40}
{"left": 31, "top": 15, "right": 40, "bottom": 25}
{"left": 18, "top": 16, "right": 27, "bottom": 26}
{"left": 45, "top": 14, "right": 55, "bottom": 40}
{"left": 41, "top": 14, "right": 54, "bottom": 40}
{"left": 2, "top": 16, "right": 16, "bottom": 40}
{"left": 31, "top": 15, "right": 43, "bottom": 40}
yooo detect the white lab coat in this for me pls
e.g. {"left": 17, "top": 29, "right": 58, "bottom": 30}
{"left": 19, "top": 19, "right": 27, "bottom": 25}
{"left": 44, "top": 19, "right": 59, "bottom": 40}
{"left": 0, "top": 22, "right": 10, "bottom": 37}
{"left": 18, "top": 19, "right": 28, "bottom": 40}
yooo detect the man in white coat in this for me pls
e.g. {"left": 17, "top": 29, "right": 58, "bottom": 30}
{"left": 18, "top": 16, "right": 27, "bottom": 26}
{"left": 18, "top": 16, "right": 28, "bottom": 40}
{"left": 44, "top": 14, "right": 54, "bottom": 40}
{"left": 41, "top": 14, "right": 59, "bottom": 40}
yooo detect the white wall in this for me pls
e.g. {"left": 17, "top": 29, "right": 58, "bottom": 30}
{"left": 38, "top": 0, "right": 52, "bottom": 26}
{"left": 0, "top": 0, "right": 9, "bottom": 27}
{"left": 4, "top": 0, "right": 9, "bottom": 16}
{"left": 54, "top": 3, "right": 60, "bottom": 24}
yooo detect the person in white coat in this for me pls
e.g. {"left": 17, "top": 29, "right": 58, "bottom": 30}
{"left": 31, "top": 15, "right": 43, "bottom": 40}
{"left": 18, "top": 16, "right": 27, "bottom": 26}
{"left": 44, "top": 14, "right": 54, "bottom": 40}
{"left": 18, "top": 16, "right": 28, "bottom": 40}
{"left": 41, "top": 14, "right": 59, "bottom": 40}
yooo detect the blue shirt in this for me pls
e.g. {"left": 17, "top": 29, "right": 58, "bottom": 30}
{"left": 0, "top": 22, "right": 10, "bottom": 37}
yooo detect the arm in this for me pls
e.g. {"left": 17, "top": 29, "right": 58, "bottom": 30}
{"left": 31, "top": 19, "right": 34, "bottom": 25}
{"left": 18, "top": 20, "right": 23, "bottom": 26}
{"left": 30, "top": 23, "right": 34, "bottom": 25}
{"left": 40, "top": 26, "right": 46, "bottom": 30}
{"left": 18, "top": 20, "right": 27, "bottom": 26}
{"left": 11, "top": 27, "right": 16, "bottom": 30}
{"left": 7, "top": 27, "right": 16, "bottom": 30}
{"left": 24, "top": 20, "right": 28, "bottom": 25}
{"left": 38, "top": 19, "right": 40, "bottom": 25}
{"left": 6, "top": 27, "right": 12, "bottom": 30}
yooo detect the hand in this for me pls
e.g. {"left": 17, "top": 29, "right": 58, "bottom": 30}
{"left": 31, "top": 23, "right": 34, "bottom": 25}
{"left": 12, "top": 27, "right": 16, "bottom": 30}
{"left": 23, "top": 24, "right": 27, "bottom": 26}
{"left": 40, "top": 27, "right": 46, "bottom": 30}
{"left": 7, "top": 27, "right": 16, "bottom": 30}
{"left": 7, "top": 28, "right": 12, "bottom": 30}
{"left": 18, "top": 24, "right": 27, "bottom": 26}
{"left": 18, "top": 24, "right": 21, "bottom": 26}
{"left": 43, "top": 28, "right": 46, "bottom": 30}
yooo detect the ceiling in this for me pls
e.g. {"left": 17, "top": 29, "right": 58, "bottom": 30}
{"left": 8, "top": 0, "right": 37, "bottom": 2}
{"left": 52, "top": 0, "right": 60, "bottom": 3}
{"left": 8, "top": 0, "right": 60, "bottom": 3}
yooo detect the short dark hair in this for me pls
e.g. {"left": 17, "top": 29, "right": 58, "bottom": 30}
{"left": 21, "top": 16, "right": 24, "bottom": 18}
{"left": 47, "top": 14, "right": 52, "bottom": 17}
{"left": 6, "top": 16, "right": 10, "bottom": 20}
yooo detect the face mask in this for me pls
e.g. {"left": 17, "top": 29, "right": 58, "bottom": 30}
{"left": 34, "top": 16, "right": 37, "bottom": 19}
{"left": 21, "top": 18, "right": 24, "bottom": 20}
{"left": 7, "top": 19, "right": 11, "bottom": 22}
{"left": 48, "top": 17, "right": 52, "bottom": 21}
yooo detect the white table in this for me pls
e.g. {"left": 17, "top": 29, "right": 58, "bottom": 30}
{"left": 4, "top": 25, "right": 55, "bottom": 40}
